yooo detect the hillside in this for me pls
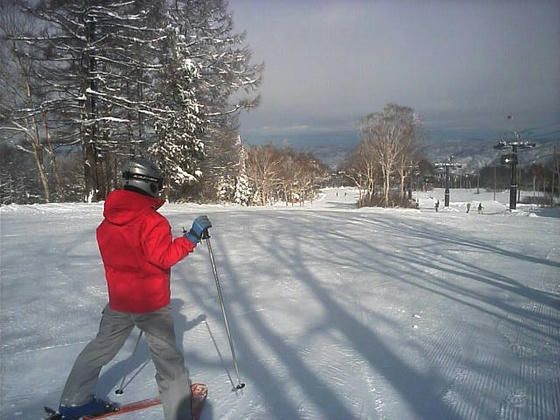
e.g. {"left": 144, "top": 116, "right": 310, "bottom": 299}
{"left": 296, "top": 128, "right": 559, "bottom": 170}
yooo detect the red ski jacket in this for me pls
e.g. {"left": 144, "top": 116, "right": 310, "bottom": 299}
{"left": 96, "top": 189, "right": 196, "bottom": 313}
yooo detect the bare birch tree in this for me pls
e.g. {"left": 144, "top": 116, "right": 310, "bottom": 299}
{"left": 358, "top": 104, "right": 418, "bottom": 207}
{"left": 245, "top": 144, "right": 328, "bottom": 206}
{"left": 246, "top": 144, "right": 281, "bottom": 205}
{"left": 344, "top": 140, "right": 380, "bottom": 206}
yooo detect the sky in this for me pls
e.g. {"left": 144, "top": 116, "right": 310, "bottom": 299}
{"left": 228, "top": 0, "right": 560, "bottom": 146}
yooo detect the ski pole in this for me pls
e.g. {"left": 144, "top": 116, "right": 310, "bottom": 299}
{"left": 115, "top": 329, "right": 144, "bottom": 394}
{"left": 203, "top": 230, "right": 246, "bottom": 390}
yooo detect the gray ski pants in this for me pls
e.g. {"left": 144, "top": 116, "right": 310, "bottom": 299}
{"left": 60, "top": 305, "right": 192, "bottom": 420}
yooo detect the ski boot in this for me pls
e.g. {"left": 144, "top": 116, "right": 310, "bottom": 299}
{"left": 57, "top": 397, "right": 118, "bottom": 419}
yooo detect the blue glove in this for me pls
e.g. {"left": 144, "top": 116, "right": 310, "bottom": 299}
{"left": 184, "top": 215, "right": 212, "bottom": 244}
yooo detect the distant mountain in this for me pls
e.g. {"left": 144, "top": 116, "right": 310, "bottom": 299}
{"left": 302, "top": 144, "right": 353, "bottom": 169}
{"left": 243, "top": 125, "right": 559, "bottom": 171}
{"left": 421, "top": 133, "right": 559, "bottom": 171}
{"left": 309, "top": 129, "right": 559, "bottom": 171}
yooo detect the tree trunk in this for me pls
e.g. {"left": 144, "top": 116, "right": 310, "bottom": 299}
{"left": 533, "top": 175, "right": 536, "bottom": 200}
{"left": 42, "top": 110, "right": 63, "bottom": 199}
{"left": 30, "top": 140, "right": 50, "bottom": 203}
{"left": 82, "top": 16, "right": 101, "bottom": 202}
{"left": 384, "top": 169, "right": 390, "bottom": 207}
{"left": 400, "top": 170, "right": 406, "bottom": 200}
{"left": 21, "top": 73, "right": 51, "bottom": 202}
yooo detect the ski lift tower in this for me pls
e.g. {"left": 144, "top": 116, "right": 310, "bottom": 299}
{"left": 434, "top": 155, "right": 462, "bottom": 207}
{"left": 494, "top": 135, "right": 536, "bottom": 210}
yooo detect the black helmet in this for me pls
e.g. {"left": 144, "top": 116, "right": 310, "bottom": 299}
{"left": 122, "top": 158, "right": 163, "bottom": 197}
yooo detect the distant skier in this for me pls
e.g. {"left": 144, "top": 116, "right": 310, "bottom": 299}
{"left": 466, "top": 203, "right": 471, "bottom": 213}
{"left": 478, "top": 202, "right": 483, "bottom": 214}
{"left": 435, "top": 199, "right": 440, "bottom": 212}
{"left": 56, "top": 158, "right": 211, "bottom": 420}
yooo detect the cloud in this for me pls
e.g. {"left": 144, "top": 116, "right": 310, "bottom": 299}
{"left": 230, "top": 0, "right": 560, "bottom": 137}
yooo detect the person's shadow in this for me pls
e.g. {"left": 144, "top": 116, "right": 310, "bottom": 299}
{"left": 95, "top": 299, "right": 206, "bottom": 398}
{"left": 171, "top": 298, "right": 207, "bottom": 356}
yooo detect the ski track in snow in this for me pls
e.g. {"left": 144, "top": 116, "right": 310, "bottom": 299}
{"left": 1, "top": 188, "right": 559, "bottom": 419}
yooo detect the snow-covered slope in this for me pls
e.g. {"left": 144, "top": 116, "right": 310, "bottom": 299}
{"left": 1, "top": 189, "right": 559, "bottom": 419}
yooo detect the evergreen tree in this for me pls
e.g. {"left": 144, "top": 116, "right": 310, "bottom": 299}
{"left": 28, "top": 0, "right": 167, "bottom": 201}
{"left": 169, "top": 0, "right": 263, "bottom": 200}
{"left": 149, "top": 27, "right": 205, "bottom": 196}
{"left": 2, "top": 0, "right": 262, "bottom": 203}
{"left": 234, "top": 136, "right": 252, "bottom": 205}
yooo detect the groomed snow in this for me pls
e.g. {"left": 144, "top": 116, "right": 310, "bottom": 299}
{"left": 1, "top": 188, "right": 559, "bottom": 419}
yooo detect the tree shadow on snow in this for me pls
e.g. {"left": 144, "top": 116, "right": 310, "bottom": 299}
{"left": 185, "top": 212, "right": 460, "bottom": 419}
{"left": 195, "top": 210, "right": 558, "bottom": 419}
{"left": 364, "top": 215, "right": 560, "bottom": 310}
{"left": 262, "top": 225, "right": 460, "bottom": 419}
{"left": 301, "top": 212, "right": 559, "bottom": 418}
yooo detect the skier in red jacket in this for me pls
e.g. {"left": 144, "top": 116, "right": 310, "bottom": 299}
{"left": 57, "top": 158, "right": 211, "bottom": 420}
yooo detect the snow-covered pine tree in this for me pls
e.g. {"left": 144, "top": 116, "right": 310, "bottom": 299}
{"left": 148, "top": 26, "right": 205, "bottom": 198}
{"left": 217, "top": 174, "right": 236, "bottom": 202}
{"left": 234, "top": 136, "right": 252, "bottom": 205}
{"left": 27, "top": 0, "right": 167, "bottom": 201}
{"left": 169, "top": 0, "right": 262, "bottom": 201}
{"left": 9, "top": 0, "right": 261, "bottom": 203}
{"left": 234, "top": 171, "right": 251, "bottom": 206}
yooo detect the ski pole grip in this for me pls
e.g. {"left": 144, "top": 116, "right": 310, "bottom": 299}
{"left": 201, "top": 228, "right": 210, "bottom": 240}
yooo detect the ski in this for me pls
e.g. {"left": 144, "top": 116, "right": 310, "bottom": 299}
{"left": 45, "top": 383, "right": 207, "bottom": 420}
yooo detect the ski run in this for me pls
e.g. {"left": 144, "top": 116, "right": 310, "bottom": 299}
{"left": 1, "top": 188, "right": 559, "bottom": 419}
